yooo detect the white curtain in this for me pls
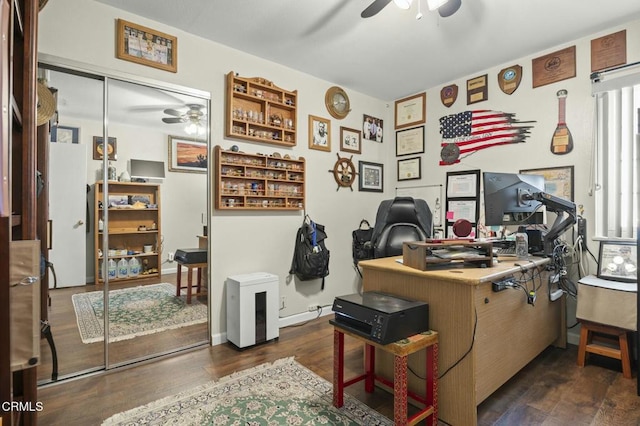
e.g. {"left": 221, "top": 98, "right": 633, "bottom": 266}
{"left": 593, "top": 73, "right": 640, "bottom": 239}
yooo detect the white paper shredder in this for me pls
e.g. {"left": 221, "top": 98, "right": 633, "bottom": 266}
{"left": 226, "top": 272, "right": 279, "bottom": 349}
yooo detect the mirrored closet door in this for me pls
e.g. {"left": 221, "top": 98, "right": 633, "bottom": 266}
{"left": 37, "top": 60, "right": 211, "bottom": 385}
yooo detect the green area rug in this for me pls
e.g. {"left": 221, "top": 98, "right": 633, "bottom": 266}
{"left": 72, "top": 283, "right": 208, "bottom": 344}
{"left": 102, "top": 357, "right": 392, "bottom": 425}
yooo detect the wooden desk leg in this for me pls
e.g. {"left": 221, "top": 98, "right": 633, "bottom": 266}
{"left": 186, "top": 267, "right": 193, "bottom": 304}
{"left": 365, "top": 343, "right": 375, "bottom": 393}
{"left": 394, "top": 355, "right": 409, "bottom": 426}
{"left": 196, "top": 267, "right": 202, "bottom": 294}
{"left": 427, "top": 343, "right": 439, "bottom": 426}
{"left": 333, "top": 329, "right": 345, "bottom": 408}
{"left": 577, "top": 325, "right": 589, "bottom": 367}
{"left": 176, "top": 264, "right": 182, "bottom": 297}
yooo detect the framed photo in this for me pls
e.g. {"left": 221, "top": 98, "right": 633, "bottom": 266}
{"left": 363, "top": 114, "right": 383, "bottom": 143}
{"left": 397, "top": 157, "right": 421, "bottom": 181}
{"left": 340, "top": 127, "right": 361, "bottom": 154}
{"left": 93, "top": 136, "right": 117, "bottom": 160}
{"left": 168, "top": 135, "right": 207, "bottom": 173}
{"left": 597, "top": 240, "right": 637, "bottom": 283}
{"left": 358, "top": 161, "right": 383, "bottom": 192}
{"left": 308, "top": 115, "right": 331, "bottom": 152}
{"left": 395, "top": 92, "right": 426, "bottom": 129}
{"left": 396, "top": 126, "right": 424, "bottom": 156}
{"left": 51, "top": 125, "right": 79, "bottom": 143}
{"left": 520, "top": 165, "right": 574, "bottom": 200}
{"left": 116, "top": 19, "right": 177, "bottom": 73}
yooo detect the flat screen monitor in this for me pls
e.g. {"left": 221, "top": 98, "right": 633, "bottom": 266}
{"left": 130, "top": 159, "right": 165, "bottom": 180}
{"left": 483, "top": 172, "right": 545, "bottom": 226}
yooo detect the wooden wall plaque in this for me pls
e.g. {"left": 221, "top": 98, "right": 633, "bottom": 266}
{"left": 591, "top": 30, "right": 626, "bottom": 72}
{"left": 467, "top": 74, "right": 487, "bottom": 104}
{"left": 532, "top": 46, "right": 576, "bottom": 88}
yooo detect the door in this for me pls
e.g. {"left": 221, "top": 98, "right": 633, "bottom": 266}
{"left": 49, "top": 142, "right": 88, "bottom": 287}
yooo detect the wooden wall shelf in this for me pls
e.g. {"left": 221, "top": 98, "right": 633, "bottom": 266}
{"left": 214, "top": 145, "right": 305, "bottom": 210}
{"left": 225, "top": 71, "right": 297, "bottom": 147}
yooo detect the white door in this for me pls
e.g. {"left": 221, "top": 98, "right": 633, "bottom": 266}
{"left": 49, "top": 142, "right": 87, "bottom": 288}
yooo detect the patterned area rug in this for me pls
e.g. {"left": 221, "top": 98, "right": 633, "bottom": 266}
{"left": 72, "top": 283, "right": 208, "bottom": 344}
{"left": 102, "top": 357, "right": 392, "bottom": 425}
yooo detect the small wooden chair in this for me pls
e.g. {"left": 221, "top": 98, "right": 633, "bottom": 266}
{"left": 577, "top": 320, "right": 632, "bottom": 379}
{"left": 175, "top": 259, "right": 207, "bottom": 304}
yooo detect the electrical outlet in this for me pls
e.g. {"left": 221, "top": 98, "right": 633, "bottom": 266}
{"left": 308, "top": 303, "right": 320, "bottom": 312}
{"left": 168, "top": 252, "right": 174, "bottom": 262}
{"left": 281, "top": 296, "right": 286, "bottom": 309}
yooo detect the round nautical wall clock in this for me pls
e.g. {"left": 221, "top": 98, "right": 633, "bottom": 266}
{"left": 325, "top": 86, "right": 350, "bottom": 119}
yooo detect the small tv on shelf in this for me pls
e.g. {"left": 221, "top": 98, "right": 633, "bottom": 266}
{"left": 130, "top": 159, "right": 165, "bottom": 181}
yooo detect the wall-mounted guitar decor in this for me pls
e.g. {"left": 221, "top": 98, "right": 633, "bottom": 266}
{"left": 550, "top": 89, "right": 574, "bottom": 155}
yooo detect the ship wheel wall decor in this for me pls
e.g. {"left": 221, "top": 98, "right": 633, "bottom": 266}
{"left": 329, "top": 153, "right": 358, "bottom": 191}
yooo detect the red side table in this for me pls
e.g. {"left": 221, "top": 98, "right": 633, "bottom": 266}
{"left": 332, "top": 325, "right": 438, "bottom": 426}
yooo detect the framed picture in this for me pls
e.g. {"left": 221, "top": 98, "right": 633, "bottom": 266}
{"left": 168, "top": 135, "right": 207, "bottom": 173}
{"left": 397, "top": 157, "right": 421, "bottom": 181}
{"left": 93, "top": 136, "right": 117, "bottom": 160}
{"left": 396, "top": 126, "right": 424, "bottom": 156}
{"left": 597, "top": 240, "right": 637, "bottom": 283}
{"left": 116, "top": 19, "right": 178, "bottom": 73}
{"left": 363, "top": 114, "right": 383, "bottom": 143}
{"left": 308, "top": 115, "right": 331, "bottom": 152}
{"left": 520, "top": 165, "right": 574, "bottom": 200}
{"left": 340, "top": 127, "right": 361, "bottom": 154}
{"left": 51, "top": 125, "right": 79, "bottom": 143}
{"left": 358, "top": 161, "right": 383, "bottom": 192}
{"left": 395, "top": 92, "right": 426, "bottom": 129}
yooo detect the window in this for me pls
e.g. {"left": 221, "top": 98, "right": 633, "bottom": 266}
{"left": 592, "top": 69, "right": 640, "bottom": 239}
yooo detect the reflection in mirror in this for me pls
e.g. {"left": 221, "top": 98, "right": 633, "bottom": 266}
{"left": 38, "top": 66, "right": 210, "bottom": 385}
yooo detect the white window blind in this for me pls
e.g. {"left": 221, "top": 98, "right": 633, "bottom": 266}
{"left": 593, "top": 72, "right": 640, "bottom": 239}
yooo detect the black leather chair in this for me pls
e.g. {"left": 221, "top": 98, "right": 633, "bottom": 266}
{"left": 371, "top": 197, "right": 432, "bottom": 258}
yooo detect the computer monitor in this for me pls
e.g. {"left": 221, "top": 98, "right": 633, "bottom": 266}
{"left": 483, "top": 172, "right": 545, "bottom": 226}
{"left": 130, "top": 159, "right": 165, "bottom": 181}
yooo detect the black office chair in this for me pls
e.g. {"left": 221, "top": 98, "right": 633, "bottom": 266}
{"left": 371, "top": 197, "right": 432, "bottom": 258}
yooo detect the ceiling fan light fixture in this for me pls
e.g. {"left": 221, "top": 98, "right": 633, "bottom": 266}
{"left": 426, "top": 0, "right": 449, "bottom": 11}
{"left": 393, "top": 0, "right": 413, "bottom": 10}
{"left": 184, "top": 120, "right": 205, "bottom": 136}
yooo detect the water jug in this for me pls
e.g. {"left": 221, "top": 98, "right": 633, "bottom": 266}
{"left": 117, "top": 258, "right": 129, "bottom": 278}
{"left": 128, "top": 257, "right": 140, "bottom": 277}
{"left": 108, "top": 259, "right": 117, "bottom": 279}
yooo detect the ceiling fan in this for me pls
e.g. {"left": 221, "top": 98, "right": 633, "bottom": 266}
{"left": 161, "top": 103, "right": 206, "bottom": 124}
{"left": 361, "top": 0, "right": 461, "bottom": 18}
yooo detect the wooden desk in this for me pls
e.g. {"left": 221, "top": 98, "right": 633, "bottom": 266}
{"left": 359, "top": 256, "right": 565, "bottom": 426}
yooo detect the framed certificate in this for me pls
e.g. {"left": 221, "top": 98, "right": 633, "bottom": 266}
{"left": 397, "top": 157, "right": 421, "bottom": 181}
{"left": 396, "top": 126, "right": 424, "bottom": 157}
{"left": 395, "top": 92, "right": 426, "bottom": 130}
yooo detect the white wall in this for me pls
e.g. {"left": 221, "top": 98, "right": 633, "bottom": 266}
{"left": 39, "top": 0, "right": 640, "bottom": 345}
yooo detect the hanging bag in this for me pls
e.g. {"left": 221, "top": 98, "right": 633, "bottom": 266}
{"left": 289, "top": 216, "right": 330, "bottom": 289}
{"left": 352, "top": 219, "right": 374, "bottom": 266}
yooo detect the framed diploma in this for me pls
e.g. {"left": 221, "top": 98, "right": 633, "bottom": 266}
{"left": 394, "top": 92, "right": 426, "bottom": 130}
{"left": 397, "top": 157, "right": 421, "bottom": 181}
{"left": 396, "top": 126, "right": 424, "bottom": 157}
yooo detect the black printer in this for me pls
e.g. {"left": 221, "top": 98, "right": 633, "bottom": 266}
{"left": 331, "top": 292, "right": 429, "bottom": 345}
{"left": 174, "top": 248, "right": 207, "bottom": 264}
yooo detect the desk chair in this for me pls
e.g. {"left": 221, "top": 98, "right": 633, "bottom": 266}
{"left": 371, "top": 197, "right": 432, "bottom": 258}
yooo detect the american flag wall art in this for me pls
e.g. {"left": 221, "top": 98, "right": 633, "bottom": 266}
{"left": 439, "top": 110, "right": 535, "bottom": 165}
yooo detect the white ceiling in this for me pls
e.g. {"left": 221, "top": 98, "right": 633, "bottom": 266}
{"left": 94, "top": 0, "right": 640, "bottom": 100}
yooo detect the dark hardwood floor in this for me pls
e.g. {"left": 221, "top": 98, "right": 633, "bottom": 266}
{"left": 37, "top": 312, "right": 640, "bottom": 426}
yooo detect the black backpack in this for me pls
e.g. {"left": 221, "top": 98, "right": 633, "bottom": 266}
{"left": 352, "top": 219, "right": 374, "bottom": 268}
{"left": 289, "top": 216, "right": 330, "bottom": 289}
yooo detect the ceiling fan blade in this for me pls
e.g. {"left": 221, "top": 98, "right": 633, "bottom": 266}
{"left": 162, "top": 117, "right": 186, "bottom": 124}
{"left": 438, "top": 0, "right": 461, "bottom": 17}
{"left": 163, "top": 108, "right": 184, "bottom": 117}
{"left": 361, "top": 0, "right": 392, "bottom": 18}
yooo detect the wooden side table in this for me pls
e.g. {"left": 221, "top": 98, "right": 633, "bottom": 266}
{"left": 175, "top": 260, "right": 207, "bottom": 304}
{"left": 332, "top": 324, "right": 438, "bottom": 426}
